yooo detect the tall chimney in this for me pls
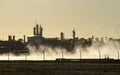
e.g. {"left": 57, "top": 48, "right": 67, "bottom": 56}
{"left": 8, "top": 35, "right": 12, "bottom": 41}
{"left": 40, "top": 25, "right": 43, "bottom": 37}
{"left": 60, "top": 32, "right": 64, "bottom": 41}
{"left": 72, "top": 29, "right": 75, "bottom": 40}
{"left": 33, "top": 27, "right": 36, "bottom": 35}
{"left": 23, "top": 35, "right": 26, "bottom": 43}
{"left": 13, "top": 35, "right": 15, "bottom": 41}
{"left": 36, "top": 24, "right": 39, "bottom": 35}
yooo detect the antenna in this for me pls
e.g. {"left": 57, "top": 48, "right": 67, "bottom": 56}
{"left": 35, "top": 19, "right": 37, "bottom": 25}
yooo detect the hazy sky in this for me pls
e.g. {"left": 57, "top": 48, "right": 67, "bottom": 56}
{"left": 0, "top": 0, "right": 120, "bottom": 40}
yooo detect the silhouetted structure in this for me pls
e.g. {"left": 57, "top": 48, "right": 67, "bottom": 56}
{"left": 1, "top": 23, "right": 120, "bottom": 54}
{"left": 8, "top": 35, "right": 12, "bottom": 41}
{"left": 60, "top": 32, "right": 64, "bottom": 41}
{"left": 28, "top": 23, "right": 43, "bottom": 43}
{"left": 72, "top": 29, "right": 76, "bottom": 40}
{"left": 27, "top": 24, "right": 92, "bottom": 51}
{"left": 33, "top": 24, "right": 43, "bottom": 37}
{"left": 23, "top": 35, "right": 26, "bottom": 43}
{"left": 13, "top": 35, "right": 15, "bottom": 41}
{"left": 40, "top": 25, "right": 43, "bottom": 37}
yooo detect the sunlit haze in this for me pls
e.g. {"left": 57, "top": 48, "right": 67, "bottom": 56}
{"left": 0, "top": 0, "right": 120, "bottom": 40}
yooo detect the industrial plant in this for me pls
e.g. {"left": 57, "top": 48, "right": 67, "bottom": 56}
{"left": 0, "top": 23, "right": 120, "bottom": 55}
{"left": 0, "top": 23, "right": 120, "bottom": 75}
{"left": 0, "top": 23, "right": 93, "bottom": 54}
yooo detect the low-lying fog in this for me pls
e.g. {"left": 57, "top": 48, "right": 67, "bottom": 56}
{"left": 0, "top": 40, "right": 120, "bottom": 60}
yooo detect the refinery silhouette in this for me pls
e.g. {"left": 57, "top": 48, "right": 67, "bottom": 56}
{"left": 0, "top": 0, "right": 120, "bottom": 74}
{"left": 0, "top": 22, "right": 118, "bottom": 56}
{"left": 0, "top": 23, "right": 120, "bottom": 75}
{"left": 0, "top": 23, "right": 119, "bottom": 55}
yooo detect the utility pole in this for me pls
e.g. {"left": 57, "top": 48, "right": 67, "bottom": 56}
{"left": 8, "top": 49, "right": 10, "bottom": 61}
{"left": 80, "top": 50, "right": 82, "bottom": 59}
{"left": 98, "top": 50, "right": 101, "bottom": 59}
{"left": 25, "top": 53, "right": 28, "bottom": 61}
{"left": 117, "top": 51, "right": 119, "bottom": 60}
{"left": 43, "top": 49, "right": 46, "bottom": 61}
{"left": 8, "top": 49, "right": 10, "bottom": 71}
{"left": 61, "top": 50, "right": 63, "bottom": 59}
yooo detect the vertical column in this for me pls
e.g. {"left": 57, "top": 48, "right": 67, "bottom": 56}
{"left": 13, "top": 35, "right": 15, "bottom": 41}
{"left": 33, "top": 27, "right": 36, "bottom": 35}
{"left": 8, "top": 35, "right": 12, "bottom": 41}
{"left": 61, "top": 32, "right": 64, "bottom": 41}
{"left": 72, "top": 29, "right": 75, "bottom": 40}
{"left": 40, "top": 25, "right": 43, "bottom": 37}
{"left": 36, "top": 24, "right": 39, "bottom": 35}
{"left": 23, "top": 35, "right": 26, "bottom": 43}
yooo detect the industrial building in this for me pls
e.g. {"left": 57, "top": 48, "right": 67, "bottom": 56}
{"left": 28, "top": 24, "right": 43, "bottom": 43}
{"left": 27, "top": 23, "right": 78, "bottom": 43}
{"left": 27, "top": 23, "right": 93, "bottom": 51}
{"left": 0, "top": 23, "right": 119, "bottom": 54}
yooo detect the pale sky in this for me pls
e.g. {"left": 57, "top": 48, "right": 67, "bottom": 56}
{"left": 0, "top": 0, "right": 120, "bottom": 40}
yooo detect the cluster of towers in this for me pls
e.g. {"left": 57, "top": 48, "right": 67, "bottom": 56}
{"left": 33, "top": 24, "right": 43, "bottom": 37}
{"left": 60, "top": 29, "right": 76, "bottom": 41}
{"left": 33, "top": 23, "right": 76, "bottom": 41}
{"left": 8, "top": 35, "right": 26, "bottom": 43}
{"left": 8, "top": 35, "right": 15, "bottom": 41}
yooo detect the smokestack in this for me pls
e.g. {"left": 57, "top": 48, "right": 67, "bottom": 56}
{"left": 8, "top": 35, "right": 12, "bottom": 41}
{"left": 13, "top": 35, "right": 15, "bottom": 41}
{"left": 60, "top": 32, "right": 64, "bottom": 41}
{"left": 36, "top": 24, "right": 39, "bottom": 35}
{"left": 40, "top": 25, "right": 43, "bottom": 37}
{"left": 72, "top": 29, "right": 75, "bottom": 40}
{"left": 33, "top": 27, "right": 36, "bottom": 35}
{"left": 23, "top": 35, "right": 26, "bottom": 43}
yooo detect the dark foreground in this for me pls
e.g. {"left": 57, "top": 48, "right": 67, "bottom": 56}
{"left": 0, "top": 59, "right": 120, "bottom": 75}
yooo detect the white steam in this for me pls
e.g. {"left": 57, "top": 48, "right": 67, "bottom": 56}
{"left": 0, "top": 40, "right": 120, "bottom": 60}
